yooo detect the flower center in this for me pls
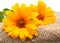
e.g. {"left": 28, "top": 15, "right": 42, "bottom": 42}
{"left": 17, "top": 19, "right": 26, "bottom": 28}
{"left": 37, "top": 14, "right": 44, "bottom": 20}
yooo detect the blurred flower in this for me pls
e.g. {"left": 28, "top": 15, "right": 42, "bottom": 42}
{"left": 30, "top": 1, "right": 56, "bottom": 25}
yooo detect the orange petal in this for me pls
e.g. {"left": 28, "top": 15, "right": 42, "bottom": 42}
{"left": 32, "top": 18, "right": 44, "bottom": 25}
{"left": 19, "top": 29, "right": 25, "bottom": 41}
{"left": 25, "top": 12, "right": 39, "bottom": 23}
{"left": 26, "top": 28, "right": 37, "bottom": 36}
{"left": 8, "top": 27, "right": 20, "bottom": 38}
{"left": 8, "top": 30, "right": 14, "bottom": 36}
{"left": 12, "top": 3, "right": 20, "bottom": 15}
{"left": 23, "top": 29, "right": 33, "bottom": 39}
{"left": 5, "top": 26, "right": 17, "bottom": 33}
{"left": 31, "top": 12, "right": 38, "bottom": 18}
{"left": 38, "top": 1, "right": 46, "bottom": 14}
{"left": 11, "top": 28, "right": 20, "bottom": 38}
{"left": 28, "top": 34, "right": 33, "bottom": 40}
{"left": 21, "top": 9, "right": 35, "bottom": 23}
{"left": 21, "top": 3, "right": 26, "bottom": 9}
{"left": 2, "top": 24, "right": 7, "bottom": 30}
{"left": 44, "top": 16, "right": 56, "bottom": 24}
{"left": 25, "top": 23, "right": 37, "bottom": 30}
{"left": 30, "top": 4, "right": 38, "bottom": 12}
{"left": 22, "top": 29, "right": 30, "bottom": 37}
{"left": 44, "top": 7, "right": 54, "bottom": 17}
{"left": 5, "top": 11, "right": 19, "bottom": 21}
{"left": 2, "top": 18, "right": 16, "bottom": 26}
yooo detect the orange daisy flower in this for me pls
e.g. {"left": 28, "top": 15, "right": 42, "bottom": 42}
{"left": 2, "top": 3, "right": 38, "bottom": 41}
{"left": 30, "top": 1, "right": 56, "bottom": 25}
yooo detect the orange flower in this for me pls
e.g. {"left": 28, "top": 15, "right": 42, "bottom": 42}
{"left": 30, "top": 1, "right": 56, "bottom": 25}
{"left": 2, "top": 3, "right": 38, "bottom": 41}
{"left": 2, "top": 1, "right": 56, "bottom": 41}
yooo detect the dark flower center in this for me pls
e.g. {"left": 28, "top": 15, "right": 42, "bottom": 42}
{"left": 17, "top": 19, "right": 26, "bottom": 28}
{"left": 37, "top": 14, "right": 44, "bottom": 20}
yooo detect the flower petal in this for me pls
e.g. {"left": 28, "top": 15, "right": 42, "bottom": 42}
{"left": 2, "top": 18, "right": 16, "bottom": 26}
{"left": 38, "top": 1, "right": 46, "bottom": 14}
{"left": 44, "top": 7, "right": 54, "bottom": 17}
{"left": 30, "top": 4, "right": 37, "bottom": 12}
{"left": 32, "top": 18, "right": 44, "bottom": 25}
{"left": 25, "top": 23, "right": 37, "bottom": 30}
{"left": 28, "top": 34, "right": 33, "bottom": 40}
{"left": 31, "top": 12, "right": 39, "bottom": 18}
{"left": 2, "top": 24, "right": 7, "bottom": 30}
{"left": 19, "top": 29, "right": 25, "bottom": 41}
{"left": 12, "top": 3, "right": 20, "bottom": 15}
{"left": 26, "top": 28, "right": 37, "bottom": 36}
{"left": 21, "top": 3, "right": 26, "bottom": 9}
{"left": 5, "top": 26, "right": 17, "bottom": 33}
{"left": 22, "top": 29, "right": 30, "bottom": 37}
{"left": 44, "top": 16, "right": 56, "bottom": 24}
{"left": 8, "top": 30, "right": 14, "bottom": 36}
{"left": 5, "top": 11, "right": 19, "bottom": 21}
{"left": 11, "top": 28, "right": 20, "bottom": 38}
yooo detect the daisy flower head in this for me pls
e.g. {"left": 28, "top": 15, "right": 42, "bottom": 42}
{"left": 30, "top": 1, "right": 56, "bottom": 25}
{"left": 2, "top": 3, "right": 38, "bottom": 41}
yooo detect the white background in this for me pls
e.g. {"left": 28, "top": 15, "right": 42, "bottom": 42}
{"left": 0, "top": 0, "right": 60, "bottom": 12}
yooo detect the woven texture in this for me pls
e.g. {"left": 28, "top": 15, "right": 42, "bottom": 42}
{"left": 0, "top": 12, "right": 60, "bottom": 43}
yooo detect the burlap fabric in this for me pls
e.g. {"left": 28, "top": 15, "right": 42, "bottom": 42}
{"left": 0, "top": 12, "right": 60, "bottom": 43}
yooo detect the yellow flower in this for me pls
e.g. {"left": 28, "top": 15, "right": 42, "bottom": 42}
{"left": 2, "top": 3, "right": 38, "bottom": 41}
{"left": 30, "top": 1, "right": 56, "bottom": 25}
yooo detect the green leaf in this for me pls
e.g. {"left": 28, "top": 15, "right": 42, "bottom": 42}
{"left": 3, "top": 8, "right": 9, "bottom": 11}
{"left": 3, "top": 8, "right": 13, "bottom": 13}
{"left": 0, "top": 8, "right": 13, "bottom": 22}
{"left": 0, "top": 11, "right": 4, "bottom": 22}
{"left": 3, "top": 8, "right": 10, "bottom": 13}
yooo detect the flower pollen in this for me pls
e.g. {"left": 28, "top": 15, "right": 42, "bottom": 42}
{"left": 17, "top": 19, "right": 26, "bottom": 28}
{"left": 37, "top": 14, "right": 44, "bottom": 20}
